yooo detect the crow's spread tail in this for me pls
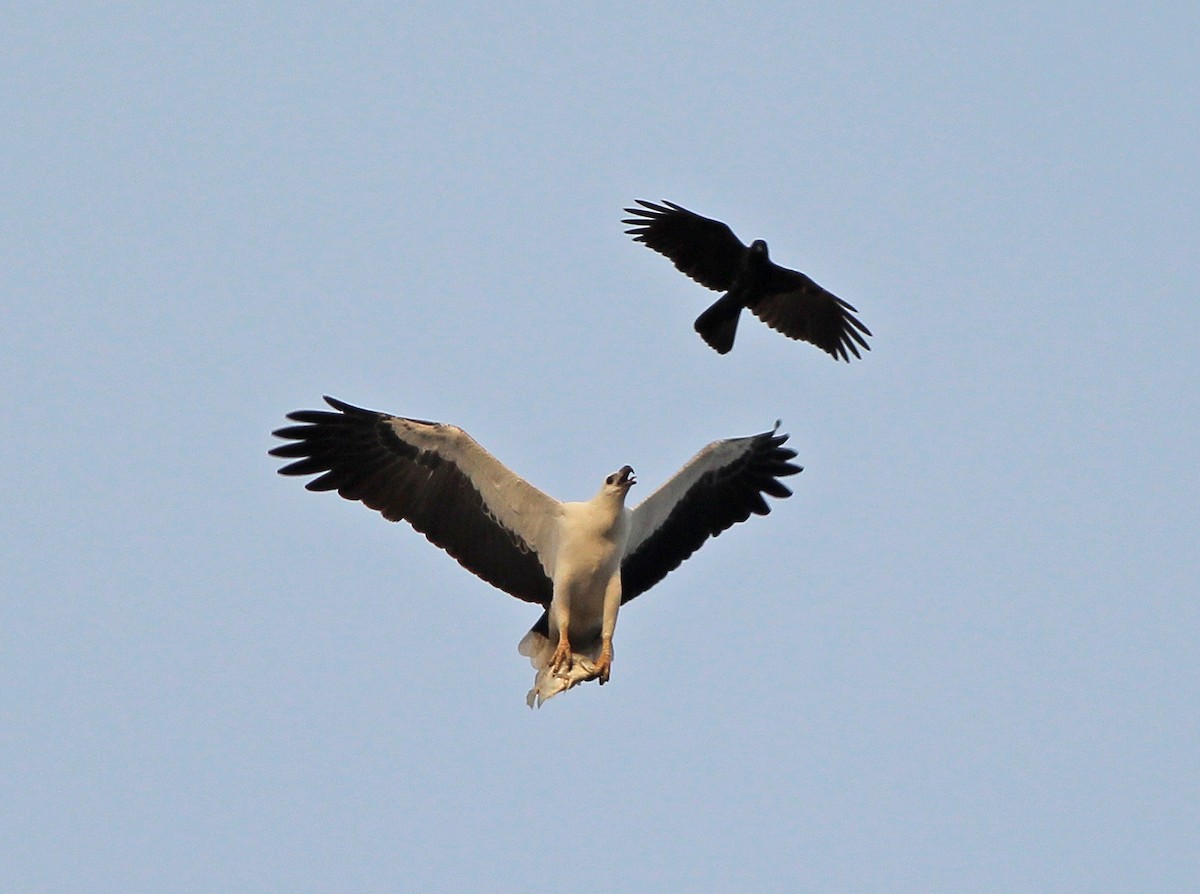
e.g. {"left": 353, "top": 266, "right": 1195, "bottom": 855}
{"left": 694, "top": 294, "right": 742, "bottom": 354}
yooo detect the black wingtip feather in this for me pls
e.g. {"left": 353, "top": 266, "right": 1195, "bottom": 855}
{"left": 760, "top": 479, "right": 794, "bottom": 499}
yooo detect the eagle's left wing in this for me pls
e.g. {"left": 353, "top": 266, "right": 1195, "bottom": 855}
{"left": 620, "top": 426, "right": 801, "bottom": 602}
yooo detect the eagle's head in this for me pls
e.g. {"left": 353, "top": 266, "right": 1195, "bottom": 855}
{"left": 604, "top": 465, "right": 637, "bottom": 493}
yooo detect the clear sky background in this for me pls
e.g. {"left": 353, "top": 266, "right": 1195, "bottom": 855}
{"left": 4, "top": 4, "right": 1198, "bottom": 892}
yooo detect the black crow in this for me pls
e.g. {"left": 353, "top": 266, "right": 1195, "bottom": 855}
{"left": 624, "top": 199, "right": 872, "bottom": 359}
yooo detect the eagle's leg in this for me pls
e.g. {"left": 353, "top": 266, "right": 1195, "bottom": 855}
{"left": 591, "top": 575, "right": 620, "bottom": 686}
{"left": 549, "top": 630, "right": 573, "bottom": 676}
{"left": 592, "top": 637, "right": 613, "bottom": 685}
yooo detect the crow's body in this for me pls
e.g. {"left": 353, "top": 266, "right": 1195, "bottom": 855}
{"left": 625, "top": 200, "right": 872, "bottom": 359}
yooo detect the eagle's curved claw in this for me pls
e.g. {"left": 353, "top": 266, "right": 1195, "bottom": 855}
{"left": 549, "top": 636, "right": 573, "bottom": 676}
{"left": 593, "top": 651, "right": 612, "bottom": 685}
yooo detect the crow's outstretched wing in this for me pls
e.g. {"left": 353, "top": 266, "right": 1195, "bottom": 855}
{"left": 623, "top": 199, "right": 747, "bottom": 292}
{"left": 751, "top": 266, "right": 873, "bottom": 361}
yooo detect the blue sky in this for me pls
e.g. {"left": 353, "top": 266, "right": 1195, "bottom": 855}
{"left": 4, "top": 4, "right": 1198, "bottom": 892}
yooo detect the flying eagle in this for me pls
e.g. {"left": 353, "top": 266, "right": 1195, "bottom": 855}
{"left": 270, "top": 397, "right": 801, "bottom": 706}
{"left": 624, "top": 199, "right": 872, "bottom": 359}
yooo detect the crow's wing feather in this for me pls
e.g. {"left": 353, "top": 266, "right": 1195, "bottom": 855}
{"left": 623, "top": 199, "right": 747, "bottom": 291}
{"left": 750, "top": 266, "right": 873, "bottom": 361}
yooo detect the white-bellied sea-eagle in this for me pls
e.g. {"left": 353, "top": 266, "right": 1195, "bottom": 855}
{"left": 270, "top": 397, "right": 801, "bottom": 706}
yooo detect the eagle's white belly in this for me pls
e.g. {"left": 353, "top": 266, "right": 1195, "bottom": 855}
{"left": 550, "top": 500, "right": 630, "bottom": 639}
